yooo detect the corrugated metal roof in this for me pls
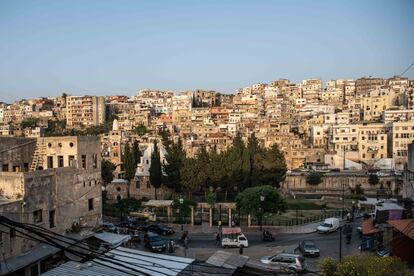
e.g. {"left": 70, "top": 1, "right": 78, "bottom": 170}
{"left": 388, "top": 219, "right": 414, "bottom": 240}
{"left": 41, "top": 247, "right": 194, "bottom": 276}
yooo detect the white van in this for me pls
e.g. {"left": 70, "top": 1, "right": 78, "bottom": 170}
{"left": 317, "top": 218, "right": 340, "bottom": 233}
{"left": 221, "top": 227, "right": 249, "bottom": 248}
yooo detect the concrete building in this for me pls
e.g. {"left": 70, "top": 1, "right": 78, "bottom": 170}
{"left": 356, "top": 77, "right": 385, "bottom": 95}
{"left": 388, "top": 121, "right": 414, "bottom": 170}
{"left": 0, "top": 136, "right": 102, "bottom": 275}
{"left": 66, "top": 95, "right": 106, "bottom": 129}
{"left": 358, "top": 123, "right": 387, "bottom": 166}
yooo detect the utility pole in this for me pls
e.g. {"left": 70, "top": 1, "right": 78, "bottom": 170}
{"left": 339, "top": 225, "right": 343, "bottom": 262}
{"left": 342, "top": 145, "right": 346, "bottom": 219}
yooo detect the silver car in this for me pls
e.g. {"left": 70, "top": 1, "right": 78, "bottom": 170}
{"left": 260, "top": 253, "right": 306, "bottom": 272}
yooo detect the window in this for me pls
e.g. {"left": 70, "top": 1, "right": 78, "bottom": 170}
{"left": 362, "top": 154, "right": 366, "bottom": 158}
{"left": 23, "top": 163, "right": 29, "bottom": 172}
{"left": 146, "top": 160, "right": 149, "bottom": 165}
{"left": 33, "top": 209, "right": 43, "bottom": 223}
{"left": 81, "top": 155, "right": 86, "bottom": 169}
{"left": 49, "top": 210, "right": 55, "bottom": 228}
{"left": 88, "top": 198, "right": 94, "bottom": 211}
{"left": 2, "top": 164, "right": 8, "bottom": 172}
{"left": 136, "top": 181, "right": 140, "bottom": 189}
{"left": 10, "top": 229, "right": 16, "bottom": 238}
{"left": 47, "top": 156, "right": 53, "bottom": 169}
{"left": 58, "top": 156, "right": 64, "bottom": 167}
{"left": 68, "top": 155, "right": 75, "bottom": 167}
{"left": 92, "top": 154, "right": 97, "bottom": 169}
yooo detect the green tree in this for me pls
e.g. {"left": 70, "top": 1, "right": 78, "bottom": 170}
{"left": 306, "top": 171, "right": 323, "bottom": 186}
{"left": 252, "top": 144, "right": 287, "bottom": 187}
{"left": 134, "top": 124, "right": 148, "bottom": 136}
{"left": 21, "top": 118, "right": 38, "bottom": 129}
{"left": 122, "top": 143, "right": 136, "bottom": 183}
{"left": 149, "top": 140, "right": 162, "bottom": 199}
{"left": 116, "top": 198, "right": 141, "bottom": 220}
{"left": 226, "top": 132, "right": 246, "bottom": 192}
{"left": 320, "top": 255, "right": 411, "bottom": 276}
{"left": 180, "top": 157, "right": 201, "bottom": 197}
{"left": 132, "top": 140, "right": 141, "bottom": 170}
{"left": 355, "top": 184, "right": 364, "bottom": 195}
{"left": 163, "top": 138, "right": 186, "bottom": 192}
{"left": 101, "top": 160, "right": 116, "bottom": 188}
{"left": 236, "top": 185, "right": 286, "bottom": 226}
{"left": 368, "top": 174, "right": 380, "bottom": 185}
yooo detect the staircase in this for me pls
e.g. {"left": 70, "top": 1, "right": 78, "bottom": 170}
{"left": 30, "top": 139, "right": 46, "bottom": 171}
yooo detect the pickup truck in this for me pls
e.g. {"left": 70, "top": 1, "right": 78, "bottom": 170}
{"left": 221, "top": 227, "right": 248, "bottom": 248}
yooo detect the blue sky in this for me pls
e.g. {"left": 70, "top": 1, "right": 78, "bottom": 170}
{"left": 0, "top": 0, "right": 413, "bottom": 103}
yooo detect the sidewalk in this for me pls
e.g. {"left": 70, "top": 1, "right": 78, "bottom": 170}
{"left": 170, "top": 221, "right": 321, "bottom": 235}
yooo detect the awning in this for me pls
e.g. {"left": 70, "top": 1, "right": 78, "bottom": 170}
{"left": 94, "top": 232, "right": 131, "bottom": 248}
{"left": 387, "top": 219, "right": 414, "bottom": 240}
{"left": 362, "top": 218, "right": 380, "bottom": 236}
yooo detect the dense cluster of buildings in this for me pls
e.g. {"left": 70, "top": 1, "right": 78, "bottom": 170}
{"left": 1, "top": 76, "right": 413, "bottom": 172}
{"left": 0, "top": 75, "right": 414, "bottom": 274}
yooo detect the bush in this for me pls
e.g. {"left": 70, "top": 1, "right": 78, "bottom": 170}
{"left": 306, "top": 171, "right": 323, "bottom": 186}
{"left": 320, "top": 255, "right": 411, "bottom": 276}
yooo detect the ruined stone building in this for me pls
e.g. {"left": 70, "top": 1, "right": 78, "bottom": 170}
{"left": 0, "top": 136, "right": 102, "bottom": 275}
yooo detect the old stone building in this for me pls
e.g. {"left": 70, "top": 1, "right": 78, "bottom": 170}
{"left": 0, "top": 136, "right": 102, "bottom": 275}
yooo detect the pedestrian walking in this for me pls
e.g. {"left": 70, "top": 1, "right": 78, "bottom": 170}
{"left": 239, "top": 246, "right": 243, "bottom": 255}
{"left": 215, "top": 232, "right": 221, "bottom": 246}
{"left": 184, "top": 236, "right": 188, "bottom": 250}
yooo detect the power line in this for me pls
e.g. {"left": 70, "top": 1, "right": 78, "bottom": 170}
{"left": 400, "top": 61, "right": 414, "bottom": 76}
{"left": 0, "top": 218, "right": 155, "bottom": 276}
{"left": 0, "top": 217, "right": 210, "bottom": 276}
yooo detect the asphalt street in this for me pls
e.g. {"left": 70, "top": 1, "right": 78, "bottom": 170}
{"left": 129, "top": 218, "right": 362, "bottom": 274}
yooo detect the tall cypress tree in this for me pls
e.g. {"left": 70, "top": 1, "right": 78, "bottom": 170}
{"left": 149, "top": 140, "right": 162, "bottom": 199}
{"left": 123, "top": 142, "right": 136, "bottom": 182}
{"left": 163, "top": 138, "right": 186, "bottom": 192}
{"left": 132, "top": 140, "right": 141, "bottom": 170}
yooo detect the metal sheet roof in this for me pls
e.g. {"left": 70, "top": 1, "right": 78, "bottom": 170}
{"left": 41, "top": 247, "right": 194, "bottom": 276}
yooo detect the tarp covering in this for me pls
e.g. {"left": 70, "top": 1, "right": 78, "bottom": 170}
{"left": 222, "top": 227, "right": 242, "bottom": 235}
{"left": 362, "top": 218, "right": 380, "bottom": 236}
{"left": 94, "top": 232, "right": 130, "bottom": 248}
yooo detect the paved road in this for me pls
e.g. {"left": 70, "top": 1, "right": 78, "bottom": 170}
{"left": 128, "top": 218, "right": 362, "bottom": 273}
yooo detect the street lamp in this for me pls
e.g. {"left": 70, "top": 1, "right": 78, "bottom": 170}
{"left": 260, "top": 195, "right": 265, "bottom": 231}
{"left": 179, "top": 197, "right": 184, "bottom": 231}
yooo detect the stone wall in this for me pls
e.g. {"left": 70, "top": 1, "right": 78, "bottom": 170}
{"left": 0, "top": 167, "right": 102, "bottom": 259}
{"left": 282, "top": 172, "right": 401, "bottom": 196}
{"left": 0, "top": 137, "right": 36, "bottom": 172}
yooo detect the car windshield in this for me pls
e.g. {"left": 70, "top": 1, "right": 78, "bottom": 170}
{"left": 150, "top": 236, "right": 162, "bottom": 242}
{"left": 304, "top": 244, "right": 316, "bottom": 250}
{"left": 321, "top": 223, "right": 332, "bottom": 227}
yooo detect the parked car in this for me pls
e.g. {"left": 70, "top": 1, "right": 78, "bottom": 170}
{"left": 317, "top": 218, "right": 340, "bottom": 233}
{"left": 101, "top": 223, "right": 117, "bottom": 233}
{"left": 116, "top": 221, "right": 144, "bottom": 231}
{"left": 144, "top": 232, "right": 167, "bottom": 252}
{"left": 145, "top": 224, "right": 175, "bottom": 235}
{"left": 298, "top": 241, "right": 320, "bottom": 257}
{"left": 260, "top": 253, "right": 307, "bottom": 272}
{"left": 376, "top": 249, "right": 391, "bottom": 257}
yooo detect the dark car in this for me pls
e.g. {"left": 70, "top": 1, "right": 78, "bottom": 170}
{"left": 144, "top": 232, "right": 167, "bottom": 252}
{"left": 101, "top": 223, "right": 117, "bottom": 233}
{"left": 117, "top": 221, "right": 144, "bottom": 231}
{"left": 145, "top": 224, "right": 175, "bottom": 235}
{"left": 298, "top": 241, "right": 320, "bottom": 257}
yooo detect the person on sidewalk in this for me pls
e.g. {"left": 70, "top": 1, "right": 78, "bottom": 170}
{"left": 184, "top": 235, "right": 189, "bottom": 250}
{"left": 215, "top": 232, "right": 221, "bottom": 246}
{"left": 239, "top": 246, "right": 243, "bottom": 255}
